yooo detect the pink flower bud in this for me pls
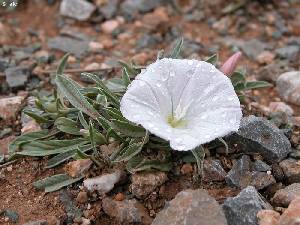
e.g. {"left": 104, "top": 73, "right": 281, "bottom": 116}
{"left": 220, "top": 52, "right": 242, "bottom": 76}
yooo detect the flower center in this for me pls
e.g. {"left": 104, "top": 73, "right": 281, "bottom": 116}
{"left": 167, "top": 114, "right": 187, "bottom": 128}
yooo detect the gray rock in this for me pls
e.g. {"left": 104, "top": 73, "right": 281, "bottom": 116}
{"left": 253, "top": 160, "right": 272, "bottom": 172}
{"left": 5, "top": 66, "right": 30, "bottom": 88}
{"left": 223, "top": 186, "right": 271, "bottom": 225}
{"left": 279, "top": 158, "right": 300, "bottom": 183}
{"left": 203, "top": 159, "right": 227, "bottom": 182}
{"left": 225, "top": 155, "right": 251, "bottom": 188}
{"left": 275, "top": 45, "right": 299, "bottom": 61}
{"left": 249, "top": 171, "right": 276, "bottom": 190}
{"left": 272, "top": 183, "right": 300, "bottom": 207}
{"left": 60, "top": 0, "right": 96, "bottom": 21}
{"left": 225, "top": 155, "right": 275, "bottom": 190}
{"left": 276, "top": 71, "right": 300, "bottom": 106}
{"left": 227, "top": 116, "right": 291, "bottom": 163}
{"left": 23, "top": 220, "right": 48, "bottom": 225}
{"left": 120, "top": 0, "right": 163, "bottom": 20}
{"left": 240, "top": 39, "right": 267, "bottom": 59}
{"left": 256, "top": 60, "right": 290, "bottom": 82}
{"left": 102, "top": 197, "right": 152, "bottom": 225}
{"left": 136, "top": 34, "right": 160, "bottom": 49}
{"left": 59, "top": 190, "right": 82, "bottom": 223}
{"left": 99, "top": 0, "right": 120, "bottom": 19}
{"left": 152, "top": 189, "right": 228, "bottom": 225}
{"left": 131, "top": 171, "right": 167, "bottom": 199}
{"left": 47, "top": 36, "right": 89, "bottom": 58}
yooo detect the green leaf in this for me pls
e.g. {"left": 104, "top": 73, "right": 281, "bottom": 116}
{"left": 96, "top": 94, "right": 108, "bottom": 107}
{"left": 122, "top": 68, "right": 131, "bottom": 87}
{"left": 230, "top": 71, "right": 246, "bottom": 86}
{"left": 106, "top": 107, "right": 125, "bottom": 121}
{"left": 8, "top": 130, "right": 49, "bottom": 153}
{"left": 56, "top": 53, "right": 70, "bottom": 75}
{"left": 218, "top": 138, "right": 229, "bottom": 155}
{"left": 169, "top": 37, "right": 183, "bottom": 59}
{"left": 118, "top": 61, "right": 138, "bottom": 77}
{"left": 78, "top": 111, "right": 89, "bottom": 130}
{"left": 113, "top": 131, "right": 149, "bottom": 162}
{"left": 205, "top": 54, "right": 218, "bottom": 65}
{"left": 24, "top": 109, "right": 49, "bottom": 123}
{"left": 191, "top": 145, "right": 205, "bottom": 177}
{"left": 14, "top": 139, "right": 89, "bottom": 157}
{"left": 55, "top": 117, "right": 81, "bottom": 135}
{"left": 105, "top": 78, "right": 126, "bottom": 93}
{"left": 75, "top": 147, "right": 90, "bottom": 159}
{"left": 46, "top": 144, "right": 92, "bottom": 168}
{"left": 111, "top": 119, "right": 146, "bottom": 137}
{"left": 34, "top": 174, "right": 83, "bottom": 193}
{"left": 126, "top": 156, "right": 172, "bottom": 173}
{"left": 55, "top": 74, "right": 100, "bottom": 120}
{"left": 244, "top": 81, "right": 272, "bottom": 90}
{"left": 81, "top": 73, "right": 120, "bottom": 107}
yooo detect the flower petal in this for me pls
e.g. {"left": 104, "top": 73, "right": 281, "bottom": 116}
{"left": 120, "top": 58, "right": 242, "bottom": 151}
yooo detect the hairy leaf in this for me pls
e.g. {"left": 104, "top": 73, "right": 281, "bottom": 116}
{"left": 8, "top": 130, "right": 49, "bottom": 153}
{"left": 55, "top": 117, "right": 81, "bottom": 135}
{"left": 205, "top": 54, "right": 218, "bottom": 65}
{"left": 56, "top": 74, "right": 100, "bottom": 119}
{"left": 111, "top": 119, "right": 146, "bottom": 137}
{"left": 34, "top": 173, "right": 83, "bottom": 193}
{"left": 169, "top": 37, "right": 183, "bottom": 59}
{"left": 46, "top": 144, "right": 92, "bottom": 168}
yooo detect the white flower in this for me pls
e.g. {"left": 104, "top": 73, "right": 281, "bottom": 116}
{"left": 120, "top": 58, "right": 242, "bottom": 151}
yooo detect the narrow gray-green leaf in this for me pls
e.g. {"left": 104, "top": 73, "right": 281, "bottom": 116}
{"left": 24, "top": 109, "right": 49, "bottom": 123}
{"left": 244, "top": 81, "right": 272, "bottom": 90}
{"left": 205, "top": 54, "right": 218, "bottom": 65}
{"left": 55, "top": 117, "right": 81, "bottom": 135}
{"left": 169, "top": 37, "right": 183, "bottom": 59}
{"left": 56, "top": 53, "right": 70, "bottom": 75}
{"left": 55, "top": 74, "right": 100, "bottom": 119}
{"left": 46, "top": 144, "right": 92, "bottom": 168}
{"left": 8, "top": 130, "right": 49, "bottom": 153}
{"left": 111, "top": 119, "right": 146, "bottom": 137}
{"left": 15, "top": 139, "right": 89, "bottom": 156}
{"left": 78, "top": 111, "right": 89, "bottom": 129}
{"left": 34, "top": 174, "right": 83, "bottom": 193}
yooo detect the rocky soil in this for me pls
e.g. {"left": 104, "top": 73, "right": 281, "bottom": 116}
{"left": 1, "top": 0, "right": 300, "bottom": 225}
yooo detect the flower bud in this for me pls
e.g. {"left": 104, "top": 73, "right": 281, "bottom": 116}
{"left": 220, "top": 52, "right": 242, "bottom": 76}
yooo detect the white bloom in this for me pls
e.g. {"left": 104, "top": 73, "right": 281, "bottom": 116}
{"left": 120, "top": 58, "right": 242, "bottom": 151}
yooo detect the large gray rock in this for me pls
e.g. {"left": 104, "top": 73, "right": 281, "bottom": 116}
{"left": 152, "top": 189, "right": 228, "bottom": 225}
{"left": 60, "top": 0, "right": 96, "bottom": 21}
{"left": 223, "top": 186, "right": 271, "bottom": 225}
{"left": 47, "top": 36, "right": 89, "bottom": 58}
{"left": 227, "top": 116, "right": 291, "bottom": 162}
{"left": 5, "top": 66, "right": 30, "bottom": 88}
{"left": 276, "top": 71, "right": 300, "bottom": 105}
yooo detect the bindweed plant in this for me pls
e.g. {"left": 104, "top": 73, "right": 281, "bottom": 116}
{"left": 7, "top": 38, "right": 271, "bottom": 192}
